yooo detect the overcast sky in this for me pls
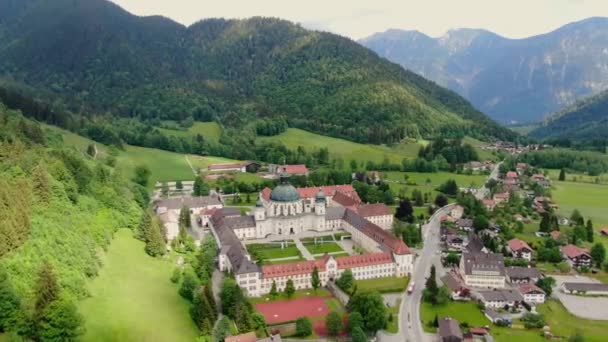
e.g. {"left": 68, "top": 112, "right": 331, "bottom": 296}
{"left": 109, "top": 0, "right": 608, "bottom": 40}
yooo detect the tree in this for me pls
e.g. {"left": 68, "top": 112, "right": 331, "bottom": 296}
{"left": 536, "top": 277, "right": 556, "bottom": 297}
{"left": 34, "top": 262, "right": 60, "bottom": 324}
{"left": 252, "top": 312, "right": 267, "bottom": 331}
{"left": 176, "top": 180, "right": 183, "bottom": 190}
{"left": 179, "top": 205, "right": 191, "bottom": 230}
{"left": 326, "top": 311, "right": 342, "bottom": 337}
{"left": 285, "top": 279, "right": 295, "bottom": 298}
{"left": 444, "top": 253, "right": 460, "bottom": 266}
{"left": 568, "top": 330, "right": 585, "bottom": 342}
{"left": 39, "top": 297, "right": 84, "bottom": 341}
{"left": 590, "top": 243, "right": 606, "bottom": 268}
{"left": 311, "top": 266, "right": 320, "bottom": 292}
{"left": 559, "top": 168, "right": 566, "bottom": 181}
{"left": 191, "top": 288, "right": 215, "bottom": 333}
{"left": 395, "top": 198, "right": 414, "bottom": 222}
{"left": 135, "top": 210, "right": 152, "bottom": 241}
{"left": 473, "top": 215, "right": 489, "bottom": 232}
{"left": 570, "top": 209, "right": 584, "bottom": 226}
{"left": 295, "top": 317, "right": 312, "bottom": 337}
{"left": 346, "top": 292, "right": 387, "bottom": 333}
{"left": 269, "top": 280, "right": 278, "bottom": 299}
{"left": 133, "top": 165, "right": 151, "bottom": 187}
{"left": 521, "top": 313, "right": 545, "bottom": 329}
{"left": 193, "top": 177, "right": 210, "bottom": 196}
{"left": 145, "top": 218, "right": 166, "bottom": 256}
{"left": 86, "top": 143, "right": 96, "bottom": 158}
{"left": 434, "top": 194, "right": 448, "bottom": 208}
{"left": 179, "top": 270, "right": 199, "bottom": 302}
{"left": 337, "top": 269, "right": 354, "bottom": 293}
{"left": 412, "top": 189, "right": 424, "bottom": 206}
{"left": 438, "top": 179, "right": 459, "bottom": 196}
{"left": 586, "top": 219, "right": 594, "bottom": 242}
{"left": 539, "top": 213, "right": 552, "bottom": 233}
{"left": 0, "top": 265, "right": 21, "bottom": 332}
{"left": 213, "top": 316, "right": 231, "bottom": 342}
{"left": 351, "top": 326, "right": 367, "bottom": 342}
{"left": 423, "top": 265, "right": 439, "bottom": 304}
{"left": 347, "top": 311, "right": 364, "bottom": 333}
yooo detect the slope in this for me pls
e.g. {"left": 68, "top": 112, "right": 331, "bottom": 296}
{"left": 360, "top": 17, "right": 608, "bottom": 123}
{"left": 531, "top": 89, "right": 608, "bottom": 139}
{"left": 0, "top": 0, "right": 514, "bottom": 144}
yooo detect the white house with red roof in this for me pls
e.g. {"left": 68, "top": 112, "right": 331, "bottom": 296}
{"left": 561, "top": 244, "right": 592, "bottom": 268}
{"left": 482, "top": 199, "right": 496, "bottom": 211}
{"left": 493, "top": 192, "right": 509, "bottom": 204}
{"left": 507, "top": 238, "right": 534, "bottom": 261}
{"left": 518, "top": 283, "right": 545, "bottom": 304}
{"left": 506, "top": 171, "right": 518, "bottom": 179}
{"left": 269, "top": 164, "right": 309, "bottom": 176}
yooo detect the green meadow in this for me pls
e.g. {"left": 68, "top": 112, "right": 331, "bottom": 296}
{"left": 158, "top": 121, "right": 222, "bottom": 142}
{"left": 79, "top": 229, "right": 199, "bottom": 342}
{"left": 383, "top": 171, "right": 487, "bottom": 199}
{"left": 258, "top": 128, "right": 427, "bottom": 164}
{"left": 552, "top": 180, "right": 608, "bottom": 227}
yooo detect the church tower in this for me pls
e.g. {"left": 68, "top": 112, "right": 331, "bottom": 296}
{"left": 254, "top": 197, "right": 265, "bottom": 221}
{"left": 314, "top": 188, "right": 326, "bottom": 215}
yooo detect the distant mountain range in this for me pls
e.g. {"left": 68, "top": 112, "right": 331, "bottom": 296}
{"left": 360, "top": 17, "right": 608, "bottom": 124}
{"left": 531, "top": 89, "right": 608, "bottom": 139}
{"left": 0, "top": 0, "right": 515, "bottom": 145}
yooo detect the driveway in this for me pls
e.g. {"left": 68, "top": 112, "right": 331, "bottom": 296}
{"left": 551, "top": 275, "right": 608, "bottom": 320}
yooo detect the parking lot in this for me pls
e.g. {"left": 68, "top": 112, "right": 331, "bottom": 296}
{"left": 552, "top": 275, "right": 608, "bottom": 320}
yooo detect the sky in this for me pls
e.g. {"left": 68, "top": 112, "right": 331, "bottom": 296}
{"left": 109, "top": 0, "right": 608, "bottom": 40}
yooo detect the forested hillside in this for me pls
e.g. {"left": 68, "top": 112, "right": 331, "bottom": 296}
{"left": 531, "top": 89, "right": 608, "bottom": 140}
{"left": 0, "top": 102, "right": 143, "bottom": 339}
{"left": 0, "top": 0, "right": 515, "bottom": 146}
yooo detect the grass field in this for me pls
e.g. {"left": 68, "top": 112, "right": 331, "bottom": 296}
{"left": 384, "top": 171, "right": 487, "bottom": 200}
{"left": 385, "top": 299, "right": 401, "bottom": 333}
{"left": 304, "top": 242, "right": 345, "bottom": 255}
{"left": 79, "top": 229, "right": 198, "bottom": 342}
{"left": 355, "top": 276, "right": 410, "bottom": 293}
{"left": 539, "top": 300, "right": 608, "bottom": 342}
{"left": 545, "top": 169, "right": 608, "bottom": 185}
{"left": 246, "top": 243, "right": 302, "bottom": 260}
{"left": 258, "top": 128, "right": 426, "bottom": 164}
{"left": 158, "top": 121, "right": 222, "bottom": 142}
{"left": 462, "top": 136, "right": 496, "bottom": 161}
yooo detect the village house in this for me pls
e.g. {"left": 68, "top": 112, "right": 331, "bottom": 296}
{"left": 482, "top": 199, "right": 496, "bottom": 211}
{"left": 561, "top": 244, "right": 592, "bottom": 268}
{"left": 518, "top": 283, "right": 546, "bottom": 304}
{"left": 457, "top": 218, "right": 474, "bottom": 232}
{"left": 450, "top": 205, "right": 465, "bottom": 220}
{"left": 531, "top": 174, "right": 550, "bottom": 188}
{"left": 438, "top": 317, "right": 463, "bottom": 342}
{"left": 562, "top": 282, "right": 608, "bottom": 295}
{"left": 484, "top": 309, "right": 512, "bottom": 326}
{"left": 600, "top": 227, "right": 608, "bottom": 236}
{"left": 268, "top": 164, "right": 309, "bottom": 177}
{"left": 464, "top": 161, "right": 484, "bottom": 172}
{"left": 507, "top": 238, "right": 534, "bottom": 261}
{"left": 505, "top": 171, "right": 518, "bottom": 179}
{"left": 477, "top": 289, "right": 523, "bottom": 309}
{"left": 446, "top": 235, "right": 466, "bottom": 251}
{"left": 459, "top": 252, "right": 506, "bottom": 288}
{"left": 533, "top": 196, "right": 559, "bottom": 213}
{"left": 154, "top": 195, "right": 223, "bottom": 240}
{"left": 493, "top": 192, "right": 509, "bottom": 205}
{"left": 516, "top": 163, "right": 529, "bottom": 174}
{"left": 505, "top": 266, "right": 541, "bottom": 284}
{"left": 441, "top": 272, "right": 469, "bottom": 300}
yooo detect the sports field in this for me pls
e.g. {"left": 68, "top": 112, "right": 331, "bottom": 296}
{"left": 256, "top": 296, "right": 330, "bottom": 324}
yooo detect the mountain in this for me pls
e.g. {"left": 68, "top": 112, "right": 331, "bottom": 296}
{"left": 530, "top": 90, "right": 608, "bottom": 139}
{"left": 360, "top": 18, "right": 608, "bottom": 123}
{"left": 0, "top": 0, "right": 515, "bottom": 145}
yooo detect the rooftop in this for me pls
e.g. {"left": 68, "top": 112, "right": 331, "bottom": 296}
{"left": 507, "top": 238, "right": 533, "bottom": 252}
{"left": 335, "top": 252, "right": 393, "bottom": 269}
{"left": 438, "top": 317, "right": 462, "bottom": 340}
{"left": 519, "top": 283, "right": 545, "bottom": 295}
{"left": 356, "top": 203, "right": 391, "bottom": 217}
{"left": 478, "top": 289, "right": 523, "bottom": 302}
{"left": 462, "top": 252, "right": 505, "bottom": 276}
{"left": 225, "top": 332, "right": 257, "bottom": 342}
{"left": 561, "top": 244, "right": 590, "bottom": 259}
{"left": 505, "top": 266, "right": 541, "bottom": 280}
{"left": 154, "top": 195, "right": 221, "bottom": 210}
{"left": 563, "top": 282, "right": 608, "bottom": 292}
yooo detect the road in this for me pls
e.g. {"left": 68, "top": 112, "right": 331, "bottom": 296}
{"left": 475, "top": 161, "right": 502, "bottom": 200}
{"left": 379, "top": 162, "right": 502, "bottom": 342}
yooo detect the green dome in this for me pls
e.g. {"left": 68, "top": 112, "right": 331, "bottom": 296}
{"left": 270, "top": 177, "right": 300, "bottom": 202}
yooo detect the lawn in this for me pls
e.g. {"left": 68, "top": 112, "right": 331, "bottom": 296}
{"left": 552, "top": 180, "right": 608, "bottom": 228}
{"left": 385, "top": 299, "right": 401, "bottom": 333}
{"left": 304, "top": 242, "right": 345, "bottom": 255}
{"left": 246, "top": 243, "right": 302, "bottom": 260}
{"left": 355, "top": 276, "right": 410, "bottom": 293}
{"left": 258, "top": 128, "right": 425, "bottom": 164}
{"left": 463, "top": 136, "right": 496, "bottom": 161}
{"left": 79, "top": 229, "right": 198, "bottom": 342}
{"left": 265, "top": 257, "right": 306, "bottom": 265}
{"left": 158, "top": 121, "right": 222, "bottom": 142}
{"left": 384, "top": 171, "right": 487, "bottom": 200}
{"left": 538, "top": 300, "right": 608, "bottom": 342}
{"left": 514, "top": 221, "right": 545, "bottom": 247}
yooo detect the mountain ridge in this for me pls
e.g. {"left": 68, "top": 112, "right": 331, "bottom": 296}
{"left": 360, "top": 17, "right": 608, "bottom": 123}
{"left": 0, "top": 0, "right": 516, "bottom": 145}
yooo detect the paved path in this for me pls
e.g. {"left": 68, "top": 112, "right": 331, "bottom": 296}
{"left": 294, "top": 237, "right": 314, "bottom": 260}
{"left": 267, "top": 255, "right": 302, "bottom": 262}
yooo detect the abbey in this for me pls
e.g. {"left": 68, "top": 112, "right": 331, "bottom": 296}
{"left": 207, "top": 176, "right": 413, "bottom": 297}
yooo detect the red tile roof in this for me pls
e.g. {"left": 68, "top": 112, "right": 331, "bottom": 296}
{"left": 343, "top": 209, "right": 411, "bottom": 255}
{"left": 508, "top": 238, "right": 533, "bottom": 252}
{"left": 550, "top": 231, "right": 562, "bottom": 239}
{"left": 335, "top": 252, "right": 393, "bottom": 269}
{"left": 493, "top": 192, "right": 509, "bottom": 200}
{"left": 279, "top": 164, "right": 309, "bottom": 175}
{"left": 297, "top": 185, "right": 356, "bottom": 199}
{"left": 482, "top": 199, "right": 495, "bottom": 206}
{"left": 506, "top": 171, "right": 518, "bottom": 178}
{"left": 532, "top": 174, "right": 546, "bottom": 180}
{"left": 469, "top": 327, "right": 488, "bottom": 336}
{"left": 561, "top": 244, "right": 590, "bottom": 259}
{"left": 519, "top": 283, "right": 545, "bottom": 295}
{"left": 262, "top": 258, "right": 327, "bottom": 279}
{"left": 200, "top": 208, "right": 218, "bottom": 216}
{"left": 332, "top": 190, "right": 361, "bottom": 208}
{"left": 600, "top": 227, "right": 608, "bottom": 235}
{"left": 225, "top": 332, "right": 257, "bottom": 342}
{"left": 356, "top": 203, "right": 391, "bottom": 217}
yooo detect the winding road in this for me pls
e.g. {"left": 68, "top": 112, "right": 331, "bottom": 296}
{"left": 378, "top": 162, "right": 502, "bottom": 342}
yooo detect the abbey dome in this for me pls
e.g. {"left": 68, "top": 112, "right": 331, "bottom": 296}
{"left": 270, "top": 182, "right": 300, "bottom": 202}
